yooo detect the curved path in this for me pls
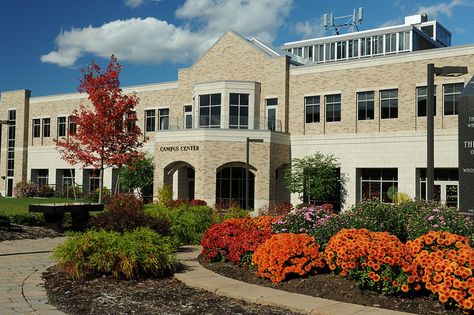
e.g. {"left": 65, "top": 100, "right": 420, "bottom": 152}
{"left": 0, "top": 238, "right": 414, "bottom": 315}
{"left": 0, "top": 237, "right": 66, "bottom": 315}
{"left": 175, "top": 246, "right": 414, "bottom": 315}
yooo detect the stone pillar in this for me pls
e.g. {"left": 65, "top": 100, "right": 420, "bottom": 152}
{"left": 194, "top": 166, "right": 216, "bottom": 206}
{"left": 342, "top": 166, "right": 357, "bottom": 210}
{"left": 398, "top": 166, "right": 416, "bottom": 198}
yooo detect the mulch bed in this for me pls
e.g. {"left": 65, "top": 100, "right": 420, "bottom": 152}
{"left": 0, "top": 225, "right": 62, "bottom": 242}
{"left": 198, "top": 255, "right": 465, "bottom": 315}
{"left": 43, "top": 265, "right": 302, "bottom": 315}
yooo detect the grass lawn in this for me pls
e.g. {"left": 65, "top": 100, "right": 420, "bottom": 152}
{"left": 0, "top": 197, "right": 81, "bottom": 216}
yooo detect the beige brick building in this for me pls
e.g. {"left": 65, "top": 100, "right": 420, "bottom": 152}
{"left": 1, "top": 15, "right": 473, "bottom": 210}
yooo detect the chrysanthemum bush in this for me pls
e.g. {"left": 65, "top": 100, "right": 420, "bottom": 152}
{"left": 407, "top": 231, "right": 474, "bottom": 312}
{"left": 324, "top": 228, "right": 419, "bottom": 295}
{"left": 405, "top": 205, "right": 474, "bottom": 245}
{"left": 251, "top": 233, "right": 325, "bottom": 284}
{"left": 201, "top": 218, "right": 272, "bottom": 265}
{"left": 272, "top": 205, "right": 335, "bottom": 234}
{"left": 14, "top": 181, "right": 37, "bottom": 197}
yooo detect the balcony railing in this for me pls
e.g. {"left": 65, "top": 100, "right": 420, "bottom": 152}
{"left": 158, "top": 115, "right": 282, "bottom": 132}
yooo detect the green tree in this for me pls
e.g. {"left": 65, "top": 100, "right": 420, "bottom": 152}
{"left": 118, "top": 155, "right": 154, "bottom": 197}
{"left": 285, "top": 152, "right": 345, "bottom": 204}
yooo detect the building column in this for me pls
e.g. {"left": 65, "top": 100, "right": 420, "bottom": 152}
{"left": 103, "top": 168, "right": 113, "bottom": 191}
{"left": 342, "top": 167, "right": 357, "bottom": 210}
{"left": 254, "top": 170, "right": 270, "bottom": 213}
{"left": 194, "top": 166, "right": 215, "bottom": 206}
{"left": 398, "top": 166, "right": 416, "bottom": 199}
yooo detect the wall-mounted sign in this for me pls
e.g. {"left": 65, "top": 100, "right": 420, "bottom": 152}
{"left": 160, "top": 145, "right": 200, "bottom": 152}
{"left": 459, "top": 75, "right": 474, "bottom": 217}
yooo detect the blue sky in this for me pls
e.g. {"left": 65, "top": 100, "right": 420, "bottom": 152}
{"left": 1, "top": 0, "right": 473, "bottom": 97}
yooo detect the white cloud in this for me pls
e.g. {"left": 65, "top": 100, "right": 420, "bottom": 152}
{"left": 377, "top": 18, "right": 403, "bottom": 28}
{"left": 124, "top": 0, "right": 161, "bottom": 8}
{"left": 416, "top": 0, "right": 473, "bottom": 18}
{"left": 41, "top": 0, "right": 293, "bottom": 67}
{"left": 176, "top": 0, "right": 292, "bottom": 43}
{"left": 294, "top": 18, "right": 325, "bottom": 39}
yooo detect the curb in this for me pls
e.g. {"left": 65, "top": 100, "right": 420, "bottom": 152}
{"left": 174, "top": 246, "right": 415, "bottom": 315}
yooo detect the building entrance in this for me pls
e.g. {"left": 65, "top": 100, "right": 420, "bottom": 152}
{"left": 216, "top": 165, "right": 255, "bottom": 209}
{"left": 163, "top": 162, "right": 195, "bottom": 200}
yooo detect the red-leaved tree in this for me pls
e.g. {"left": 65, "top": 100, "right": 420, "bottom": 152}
{"left": 56, "top": 55, "right": 144, "bottom": 203}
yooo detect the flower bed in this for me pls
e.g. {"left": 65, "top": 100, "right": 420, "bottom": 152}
{"left": 200, "top": 200, "right": 474, "bottom": 313}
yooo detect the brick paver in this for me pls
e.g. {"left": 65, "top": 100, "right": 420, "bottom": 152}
{"left": 0, "top": 237, "right": 66, "bottom": 315}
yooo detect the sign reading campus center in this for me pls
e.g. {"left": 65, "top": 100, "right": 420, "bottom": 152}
{"left": 459, "top": 75, "right": 474, "bottom": 217}
{"left": 160, "top": 145, "right": 200, "bottom": 152}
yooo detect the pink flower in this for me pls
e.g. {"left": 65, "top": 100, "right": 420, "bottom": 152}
{"left": 433, "top": 224, "right": 439, "bottom": 228}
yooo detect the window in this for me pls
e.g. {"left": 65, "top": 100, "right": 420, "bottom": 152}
{"left": 443, "top": 83, "right": 464, "bottom": 116}
{"left": 266, "top": 98, "right": 278, "bottom": 106}
{"left": 62, "top": 169, "right": 75, "bottom": 188}
{"left": 57, "top": 117, "right": 67, "bottom": 137}
{"left": 316, "top": 44, "right": 324, "bottom": 62}
{"left": 159, "top": 108, "right": 169, "bottom": 130}
{"left": 199, "top": 93, "right": 221, "bottom": 128}
{"left": 89, "top": 170, "right": 100, "bottom": 193}
{"left": 416, "top": 86, "right": 436, "bottom": 117}
{"left": 360, "top": 168, "right": 398, "bottom": 203}
{"left": 184, "top": 105, "right": 193, "bottom": 129}
{"left": 68, "top": 116, "right": 77, "bottom": 135}
{"left": 229, "top": 93, "right": 249, "bottom": 129}
{"left": 305, "top": 96, "right": 320, "bottom": 123}
{"left": 266, "top": 98, "right": 278, "bottom": 131}
{"left": 348, "top": 39, "right": 358, "bottom": 58}
{"left": 325, "top": 42, "right": 335, "bottom": 61}
{"left": 373, "top": 35, "right": 384, "bottom": 54}
{"left": 336, "top": 41, "right": 346, "bottom": 59}
{"left": 380, "top": 89, "right": 398, "bottom": 119}
{"left": 357, "top": 91, "right": 374, "bottom": 120}
{"left": 361, "top": 37, "right": 371, "bottom": 56}
{"left": 399, "top": 31, "right": 410, "bottom": 51}
{"left": 7, "top": 110, "right": 16, "bottom": 187}
{"left": 145, "top": 109, "right": 156, "bottom": 132}
{"left": 385, "top": 33, "right": 397, "bottom": 53}
{"left": 37, "top": 169, "right": 49, "bottom": 186}
{"left": 325, "top": 94, "right": 341, "bottom": 122}
{"left": 33, "top": 119, "right": 41, "bottom": 138}
{"left": 42, "top": 118, "right": 50, "bottom": 138}
{"left": 126, "top": 111, "right": 136, "bottom": 133}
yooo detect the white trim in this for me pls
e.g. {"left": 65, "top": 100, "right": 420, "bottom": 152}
{"left": 30, "top": 81, "right": 178, "bottom": 103}
{"left": 290, "top": 45, "right": 474, "bottom": 76}
{"left": 155, "top": 129, "right": 290, "bottom": 146}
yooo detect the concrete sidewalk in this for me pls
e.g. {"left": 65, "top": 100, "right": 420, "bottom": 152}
{"left": 0, "top": 237, "right": 415, "bottom": 315}
{"left": 0, "top": 237, "right": 66, "bottom": 315}
{"left": 175, "top": 246, "right": 415, "bottom": 315}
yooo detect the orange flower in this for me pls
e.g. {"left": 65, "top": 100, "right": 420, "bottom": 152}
{"left": 401, "top": 284, "right": 409, "bottom": 293}
{"left": 439, "top": 294, "right": 449, "bottom": 303}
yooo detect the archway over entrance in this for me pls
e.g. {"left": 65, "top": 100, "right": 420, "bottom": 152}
{"left": 164, "top": 161, "right": 195, "bottom": 200}
{"left": 216, "top": 163, "right": 255, "bottom": 209}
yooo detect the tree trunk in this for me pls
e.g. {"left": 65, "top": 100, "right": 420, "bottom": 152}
{"left": 98, "top": 167, "right": 104, "bottom": 204}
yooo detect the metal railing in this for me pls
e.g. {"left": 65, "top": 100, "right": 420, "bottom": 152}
{"left": 161, "top": 115, "right": 282, "bottom": 132}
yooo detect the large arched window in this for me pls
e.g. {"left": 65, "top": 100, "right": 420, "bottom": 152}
{"left": 216, "top": 166, "right": 254, "bottom": 209}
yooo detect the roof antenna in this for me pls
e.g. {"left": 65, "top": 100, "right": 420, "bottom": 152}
{"left": 323, "top": 8, "right": 363, "bottom": 35}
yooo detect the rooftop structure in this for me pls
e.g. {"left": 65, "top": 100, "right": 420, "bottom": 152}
{"left": 281, "top": 14, "right": 451, "bottom": 65}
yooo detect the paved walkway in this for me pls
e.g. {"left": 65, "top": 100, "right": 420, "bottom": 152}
{"left": 175, "top": 246, "right": 415, "bottom": 315}
{"left": 0, "top": 237, "right": 414, "bottom": 315}
{"left": 0, "top": 237, "right": 66, "bottom": 315}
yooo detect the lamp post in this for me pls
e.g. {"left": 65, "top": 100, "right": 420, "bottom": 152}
{"left": 426, "top": 64, "right": 468, "bottom": 200}
{"left": 246, "top": 137, "right": 263, "bottom": 210}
